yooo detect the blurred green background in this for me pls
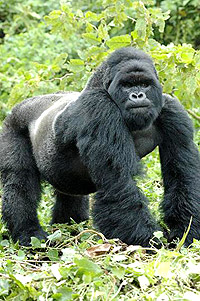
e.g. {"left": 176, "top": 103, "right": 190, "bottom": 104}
{"left": 0, "top": 0, "right": 199, "bottom": 131}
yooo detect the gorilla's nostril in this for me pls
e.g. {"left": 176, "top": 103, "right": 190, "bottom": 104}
{"left": 129, "top": 92, "right": 146, "bottom": 101}
{"left": 129, "top": 93, "right": 138, "bottom": 100}
{"left": 137, "top": 92, "right": 146, "bottom": 101}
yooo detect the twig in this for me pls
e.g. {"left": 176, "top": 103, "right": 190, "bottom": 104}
{"left": 187, "top": 109, "right": 200, "bottom": 122}
{"left": 175, "top": 216, "right": 193, "bottom": 252}
{"left": 74, "top": 229, "right": 107, "bottom": 244}
{"left": 0, "top": 273, "right": 10, "bottom": 279}
{"left": 46, "top": 73, "right": 72, "bottom": 82}
{"left": 110, "top": 280, "right": 127, "bottom": 300}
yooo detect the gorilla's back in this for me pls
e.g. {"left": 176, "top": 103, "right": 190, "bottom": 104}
{"left": 28, "top": 92, "right": 80, "bottom": 146}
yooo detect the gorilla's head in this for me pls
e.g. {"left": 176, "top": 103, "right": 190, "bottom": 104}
{"left": 104, "top": 47, "right": 163, "bottom": 131}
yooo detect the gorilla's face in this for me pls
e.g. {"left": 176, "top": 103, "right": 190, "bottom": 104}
{"left": 107, "top": 61, "right": 163, "bottom": 131}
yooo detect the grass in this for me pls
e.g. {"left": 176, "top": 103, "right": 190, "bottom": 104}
{"left": 0, "top": 146, "right": 200, "bottom": 300}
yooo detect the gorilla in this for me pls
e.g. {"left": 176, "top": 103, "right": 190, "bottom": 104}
{"left": 0, "top": 47, "right": 200, "bottom": 247}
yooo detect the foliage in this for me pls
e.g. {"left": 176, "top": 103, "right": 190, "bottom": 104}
{"left": 0, "top": 0, "right": 200, "bottom": 125}
{"left": 65, "top": 0, "right": 200, "bottom": 49}
{"left": 43, "top": 0, "right": 200, "bottom": 109}
{"left": 156, "top": 0, "right": 200, "bottom": 48}
{"left": 0, "top": 0, "right": 59, "bottom": 36}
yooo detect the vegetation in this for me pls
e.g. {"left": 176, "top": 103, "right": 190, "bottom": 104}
{"left": 0, "top": 0, "right": 199, "bottom": 299}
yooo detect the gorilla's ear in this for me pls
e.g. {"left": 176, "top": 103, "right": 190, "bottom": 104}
{"left": 154, "top": 67, "right": 159, "bottom": 79}
{"left": 85, "top": 61, "right": 111, "bottom": 90}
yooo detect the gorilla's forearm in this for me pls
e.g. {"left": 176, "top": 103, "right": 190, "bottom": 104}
{"left": 75, "top": 90, "right": 160, "bottom": 246}
{"left": 76, "top": 90, "right": 139, "bottom": 188}
{"left": 93, "top": 186, "right": 160, "bottom": 247}
{"left": 158, "top": 95, "right": 200, "bottom": 246}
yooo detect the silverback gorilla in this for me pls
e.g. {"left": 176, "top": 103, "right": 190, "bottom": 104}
{"left": 0, "top": 47, "right": 200, "bottom": 247}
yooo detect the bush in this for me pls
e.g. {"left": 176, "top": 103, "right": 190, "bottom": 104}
{"left": 0, "top": 0, "right": 199, "bottom": 124}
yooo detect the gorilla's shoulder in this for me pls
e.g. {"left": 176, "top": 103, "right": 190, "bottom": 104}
{"left": 162, "top": 93, "right": 184, "bottom": 109}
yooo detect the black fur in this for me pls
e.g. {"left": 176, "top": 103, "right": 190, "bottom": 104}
{"left": 0, "top": 47, "right": 199, "bottom": 247}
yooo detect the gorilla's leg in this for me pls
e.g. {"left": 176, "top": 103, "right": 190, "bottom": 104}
{"left": 158, "top": 96, "right": 200, "bottom": 246}
{"left": 0, "top": 128, "right": 47, "bottom": 246}
{"left": 52, "top": 192, "right": 89, "bottom": 224}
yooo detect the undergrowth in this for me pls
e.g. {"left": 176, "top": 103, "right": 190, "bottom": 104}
{"left": 0, "top": 147, "right": 200, "bottom": 300}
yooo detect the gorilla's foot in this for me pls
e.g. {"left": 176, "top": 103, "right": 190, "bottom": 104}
{"left": 168, "top": 226, "right": 200, "bottom": 248}
{"left": 12, "top": 227, "right": 48, "bottom": 246}
{"left": 52, "top": 193, "right": 89, "bottom": 224}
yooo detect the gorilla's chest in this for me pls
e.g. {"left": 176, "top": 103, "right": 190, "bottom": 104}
{"left": 133, "top": 125, "right": 162, "bottom": 158}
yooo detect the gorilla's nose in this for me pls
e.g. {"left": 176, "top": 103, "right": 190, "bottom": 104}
{"left": 129, "top": 92, "right": 146, "bottom": 101}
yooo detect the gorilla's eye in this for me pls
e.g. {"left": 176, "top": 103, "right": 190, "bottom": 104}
{"left": 124, "top": 82, "right": 133, "bottom": 88}
{"left": 124, "top": 82, "right": 149, "bottom": 89}
{"left": 141, "top": 82, "right": 149, "bottom": 88}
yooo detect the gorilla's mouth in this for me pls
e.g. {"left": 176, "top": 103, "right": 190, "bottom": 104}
{"left": 126, "top": 98, "right": 151, "bottom": 110}
{"left": 126, "top": 103, "right": 150, "bottom": 109}
{"left": 132, "top": 104, "right": 149, "bottom": 108}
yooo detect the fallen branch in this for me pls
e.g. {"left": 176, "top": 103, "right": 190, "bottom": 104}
{"left": 187, "top": 109, "right": 200, "bottom": 122}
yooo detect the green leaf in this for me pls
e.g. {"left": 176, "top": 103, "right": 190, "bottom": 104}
{"left": 52, "top": 287, "right": 73, "bottom": 300}
{"left": 51, "top": 263, "right": 62, "bottom": 280}
{"left": 85, "top": 11, "right": 100, "bottom": 21}
{"left": 82, "top": 33, "right": 101, "bottom": 45}
{"left": 153, "top": 231, "right": 164, "bottom": 239}
{"left": 155, "top": 262, "right": 170, "bottom": 278}
{"left": 47, "top": 249, "right": 59, "bottom": 261}
{"left": 67, "top": 59, "right": 85, "bottom": 72}
{"left": 0, "top": 240, "right": 9, "bottom": 247}
{"left": 45, "top": 10, "right": 63, "bottom": 20}
{"left": 185, "top": 76, "right": 198, "bottom": 94}
{"left": 0, "top": 279, "right": 10, "bottom": 296}
{"left": 9, "top": 274, "right": 31, "bottom": 288}
{"left": 13, "top": 250, "right": 26, "bottom": 261}
{"left": 106, "top": 35, "right": 131, "bottom": 50}
{"left": 138, "top": 275, "right": 150, "bottom": 289}
{"left": 98, "top": 22, "right": 109, "bottom": 40}
{"left": 60, "top": 4, "right": 72, "bottom": 14}
{"left": 74, "top": 257, "right": 102, "bottom": 277}
{"left": 112, "top": 267, "right": 125, "bottom": 279}
{"left": 31, "top": 237, "right": 41, "bottom": 248}
{"left": 135, "top": 18, "right": 147, "bottom": 41}
{"left": 48, "top": 230, "right": 62, "bottom": 241}
{"left": 156, "top": 19, "right": 165, "bottom": 33}
{"left": 180, "top": 51, "right": 195, "bottom": 64}
{"left": 82, "top": 273, "right": 92, "bottom": 283}
{"left": 61, "top": 248, "right": 76, "bottom": 263}
{"left": 131, "top": 30, "right": 139, "bottom": 40}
